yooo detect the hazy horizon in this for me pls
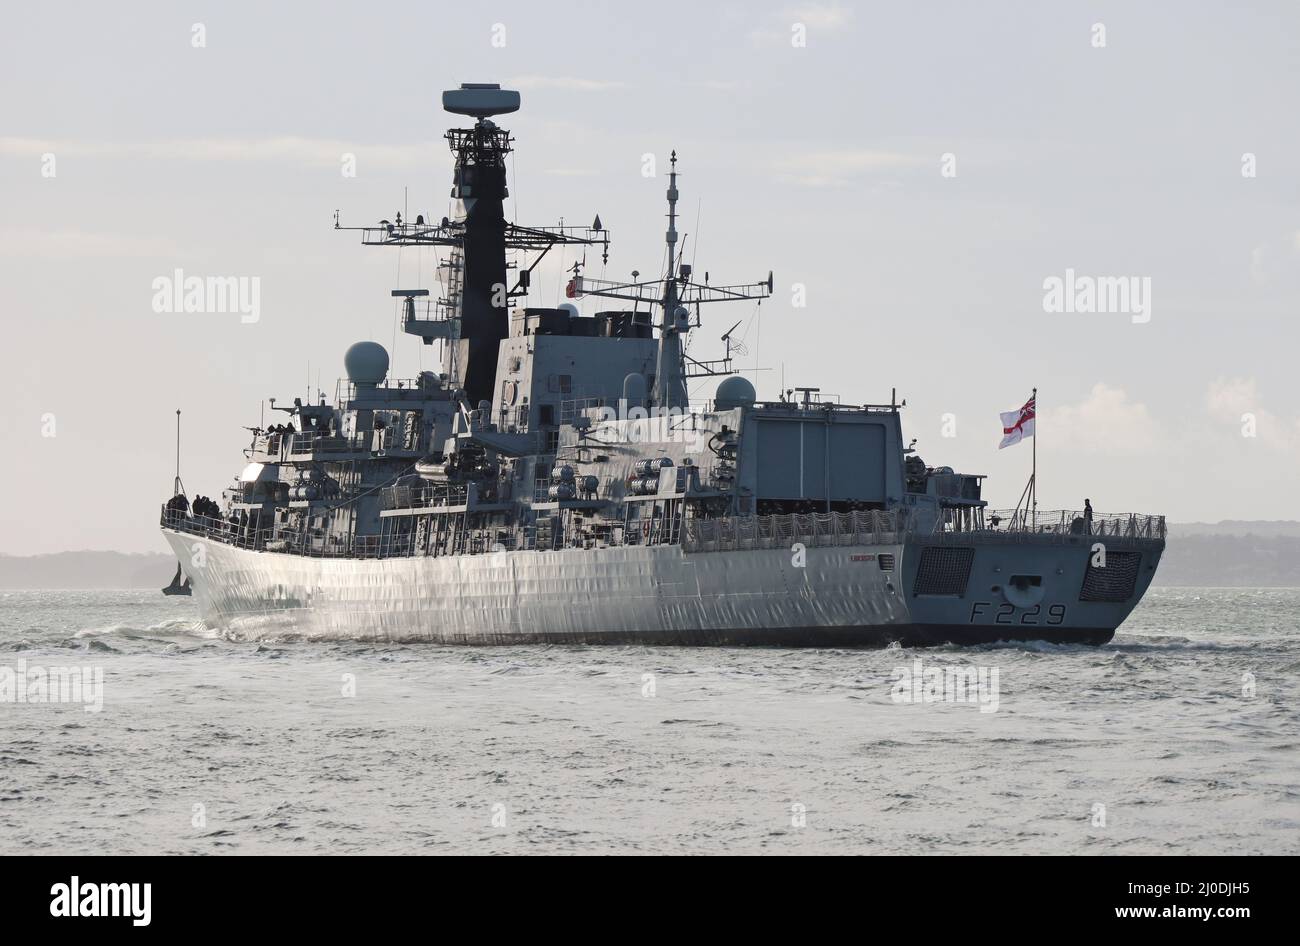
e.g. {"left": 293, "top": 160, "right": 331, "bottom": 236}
{"left": 3, "top": 1, "right": 1298, "bottom": 554}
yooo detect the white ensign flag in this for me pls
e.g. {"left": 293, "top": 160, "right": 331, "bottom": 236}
{"left": 999, "top": 395, "right": 1036, "bottom": 449}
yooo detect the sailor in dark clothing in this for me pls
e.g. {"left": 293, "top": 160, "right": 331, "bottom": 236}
{"left": 165, "top": 493, "right": 190, "bottom": 525}
{"left": 1083, "top": 498, "right": 1094, "bottom": 534}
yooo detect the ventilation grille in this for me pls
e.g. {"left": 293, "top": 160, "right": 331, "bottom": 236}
{"left": 913, "top": 547, "right": 973, "bottom": 596}
{"left": 1079, "top": 551, "right": 1141, "bottom": 602}
{"left": 878, "top": 553, "right": 895, "bottom": 571}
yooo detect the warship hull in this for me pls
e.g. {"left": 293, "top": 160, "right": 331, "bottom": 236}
{"left": 156, "top": 86, "right": 1167, "bottom": 649}
{"left": 163, "top": 528, "right": 1160, "bottom": 646}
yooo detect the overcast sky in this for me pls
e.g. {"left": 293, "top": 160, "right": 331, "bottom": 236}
{"left": 2, "top": 1, "right": 1298, "bottom": 554}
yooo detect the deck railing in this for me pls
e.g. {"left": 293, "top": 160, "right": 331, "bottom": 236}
{"left": 684, "top": 509, "right": 1165, "bottom": 553}
{"left": 682, "top": 509, "right": 908, "bottom": 553}
{"left": 253, "top": 431, "right": 372, "bottom": 459}
{"left": 979, "top": 509, "right": 1165, "bottom": 540}
{"left": 161, "top": 506, "right": 275, "bottom": 552}
{"left": 163, "top": 500, "right": 1165, "bottom": 563}
{"left": 162, "top": 505, "right": 361, "bottom": 557}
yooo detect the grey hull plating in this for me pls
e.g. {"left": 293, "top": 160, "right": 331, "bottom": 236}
{"left": 164, "top": 528, "right": 1160, "bottom": 646}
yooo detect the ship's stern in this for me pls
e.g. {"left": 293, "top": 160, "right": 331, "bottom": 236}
{"left": 899, "top": 519, "right": 1164, "bottom": 645}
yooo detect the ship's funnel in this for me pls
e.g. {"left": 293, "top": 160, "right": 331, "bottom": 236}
{"left": 442, "top": 83, "right": 520, "bottom": 119}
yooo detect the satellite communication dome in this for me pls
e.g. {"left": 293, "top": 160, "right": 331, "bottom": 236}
{"left": 558, "top": 302, "right": 580, "bottom": 319}
{"left": 715, "top": 376, "right": 757, "bottom": 411}
{"left": 344, "top": 341, "right": 390, "bottom": 386}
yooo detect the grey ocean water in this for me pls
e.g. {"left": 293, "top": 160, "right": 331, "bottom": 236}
{"left": 1, "top": 588, "right": 1297, "bottom": 855}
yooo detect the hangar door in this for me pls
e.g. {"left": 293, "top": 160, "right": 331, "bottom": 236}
{"left": 754, "top": 417, "right": 887, "bottom": 503}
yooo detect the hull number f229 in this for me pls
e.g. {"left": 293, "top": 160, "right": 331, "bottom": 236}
{"left": 968, "top": 602, "right": 1066, "bottom": 625}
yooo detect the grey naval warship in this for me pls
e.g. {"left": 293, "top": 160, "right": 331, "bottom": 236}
{"left": 160, "top": 83, "right": 1165, "bottom": 646}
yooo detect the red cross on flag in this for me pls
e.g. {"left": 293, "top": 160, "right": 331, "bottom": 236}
{"left": 999, "top": 394, "right": 1036, "bottom": 449}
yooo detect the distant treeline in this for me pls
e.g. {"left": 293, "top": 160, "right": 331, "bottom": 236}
{"left": 1153, "top": 534, "right": 1300, "bottom": 587}
{"left": 1166, "top": 520, "right": 1300, "bottom": 539}
{"left": 0, "top": 552, "right": 176, "bottom": 589}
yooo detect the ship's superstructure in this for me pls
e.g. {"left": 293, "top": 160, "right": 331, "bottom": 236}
{"left": 160, "top": 84, "right": 1165, "bottom": 645}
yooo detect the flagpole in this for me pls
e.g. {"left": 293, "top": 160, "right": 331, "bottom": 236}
{"left": 174, "top": 409, "right": 182, "bottom": 496}
{"left": 1031, "top": 386, "right": 1037, "bottom": 530}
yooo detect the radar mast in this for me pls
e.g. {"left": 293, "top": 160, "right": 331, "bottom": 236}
{"left": 567, "top": 152, "right": 773, "bottom": 411}
{"left": 336, "top": 83, "right": 609, "bottom": 406}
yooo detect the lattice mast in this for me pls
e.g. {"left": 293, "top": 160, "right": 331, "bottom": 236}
{"left": 567, "top": 152, "right": 774, "bottom": 411}
{"left": 336, "top": 84, "right": 608, "bottom": 406}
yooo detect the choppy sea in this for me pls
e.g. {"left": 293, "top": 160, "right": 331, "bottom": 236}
{"left": 1, "top": 587, "right": 1296, "bottom": 854}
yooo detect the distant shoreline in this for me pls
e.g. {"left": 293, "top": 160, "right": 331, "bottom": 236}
{"left": 0, "top": 551, "right": 177, "bottom": 591}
